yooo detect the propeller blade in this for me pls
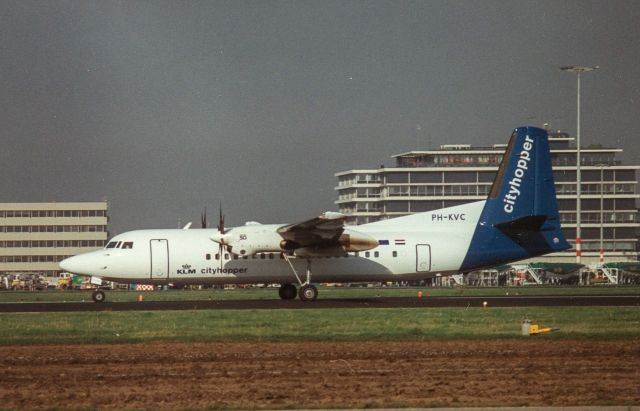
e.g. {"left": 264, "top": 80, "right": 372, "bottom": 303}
{"left": 217, "top": 204, "right": 225, "bottom": 233}
{"left": 201, "top": 207, "right": 207, "bottom": 229}
{"left": 219, "top": 243, "right": 224, "bottom": 270}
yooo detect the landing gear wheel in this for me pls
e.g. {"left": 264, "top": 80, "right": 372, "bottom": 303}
{"left": 92, "top": 290, "right": 106, "bottom": 303}
{"left": 278, "top": 283, "right": 297, "bottom": 300}
{"left": 298, "top": 284, "right": 318, "bottom": 301}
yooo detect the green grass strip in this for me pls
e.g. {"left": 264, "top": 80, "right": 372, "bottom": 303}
{"left": 1, "top": 306, "right": 639, "bottom": 345}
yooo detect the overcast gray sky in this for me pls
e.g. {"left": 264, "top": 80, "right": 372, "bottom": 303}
{"left": 2, "top": 0, "right": 639, "bottom": 234}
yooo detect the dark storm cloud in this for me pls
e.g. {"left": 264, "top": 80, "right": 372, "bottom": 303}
{"left": 1, "top": 0, "right": 639, "bottom": 234}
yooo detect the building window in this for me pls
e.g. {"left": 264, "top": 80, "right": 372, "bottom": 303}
{"left": 386, "top": 173, "right": 408, "bottom": 183}
{"left": 444, "top": 172, "right": 477, "bottom": 183}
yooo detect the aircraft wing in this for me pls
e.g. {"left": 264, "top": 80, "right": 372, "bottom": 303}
{"left": 277, "top": 211, "right": 346, "bottom": 246}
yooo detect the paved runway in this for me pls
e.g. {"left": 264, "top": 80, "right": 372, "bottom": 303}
{"left": 0, "top": 294, "right": 638, "bottom": 312}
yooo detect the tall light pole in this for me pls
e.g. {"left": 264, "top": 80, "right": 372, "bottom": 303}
{"left": 561, "top": 65, "right": 599, "bottom": 264}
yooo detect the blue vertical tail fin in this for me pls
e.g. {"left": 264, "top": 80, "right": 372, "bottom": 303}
{"left": 460, "top": 127, "right": 569, "bottom": 271}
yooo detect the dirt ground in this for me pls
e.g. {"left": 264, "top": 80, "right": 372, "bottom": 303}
{"left": 1, "top": 339, "right": 638, "bottom": 410}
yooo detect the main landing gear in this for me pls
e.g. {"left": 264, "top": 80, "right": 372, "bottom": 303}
{"left": 278, "top": 283, "right": 297, "bottom": 300}
{"left": 278, "top": 283, "right": 318, "bottom": 301}
{"left": 91, "top": 289, "right": 106, "bottom": 303}
{"left": 280, "top": 255, "right": 318, "bottom": 301}
{"left": 298, "top": 284, "right": 318, "bottom": 301}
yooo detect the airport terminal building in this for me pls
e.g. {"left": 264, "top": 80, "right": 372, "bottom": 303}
{"left": 335, "top": 131, "right": 640, "bottom": 263}
{"left": 0, "top": 202, "right": 109, "bottom": 276}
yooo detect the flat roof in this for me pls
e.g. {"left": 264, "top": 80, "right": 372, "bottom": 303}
{"left": 391, "top": 148, "right": 622, "bottom": 158}
{"left": 335, "top": 164, "right": 640, "bottom": 176}
{"left": 0, "top": 202, "right": 108, "bottom": 211}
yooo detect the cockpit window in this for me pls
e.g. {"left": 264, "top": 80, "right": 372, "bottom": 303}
{"left": 106, "top": 241, "right": 134, "bottom": 249}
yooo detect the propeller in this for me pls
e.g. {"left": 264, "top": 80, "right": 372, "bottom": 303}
{"left": 211, "top": 205, "right": 231, "bottom": 270}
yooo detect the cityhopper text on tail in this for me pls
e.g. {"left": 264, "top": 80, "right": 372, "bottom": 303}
{"left": 60, "top": 127, "right": 569, "bottom": 302}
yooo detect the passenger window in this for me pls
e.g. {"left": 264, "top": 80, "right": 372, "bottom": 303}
{"left": 224, "top": 253, "right": 229, "bottom": 260}
{"left": 269, "top": 253, "right": 274, "bottom": 259}
{"left": 215, "top": 253, "right": 220, "bottom": 260}
{"left": 392, "top": 251, "right": 397, "bottom": 257}
{"left": 206, "top": 254, "right": 211, "bottom": 260}
{"left": 365, "top": 251, "right": 370, "bottom": 258}
{"left": 374, "top": 251, "right": 379, "bottom": 258}
{"left": 122, "top": 242, "right": 134, "bottom": 249}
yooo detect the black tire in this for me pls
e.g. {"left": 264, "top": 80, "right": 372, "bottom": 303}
{"left": 298, "top": 284, "right": 318, "bottom": 301}
{"left": 278, "top": 283, "right": 297, "bottom": 300}
{"left": 92, "top": 290, "right": 106, "bottom": 303}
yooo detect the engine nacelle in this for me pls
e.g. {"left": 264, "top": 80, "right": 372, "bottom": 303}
{"left": 338, "top": 229, "right": 378, "bottom": 252}
{"left": 232, "top": 238, "right": 284, "bottom": 256}
{"left": 211, "top": 225, "right": 378, "bottom": 256}
{"left": 211, "top": 224, "right": 285, "bottom": 256}
{"left": 279, "top": 240, "right": 301, "bottom": 251}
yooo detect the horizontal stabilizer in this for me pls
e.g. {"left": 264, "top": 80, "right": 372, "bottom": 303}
{"left": 493, "top": 215, "right": 556, "bottom": 250}
{"left": 494, "top": 215, "right": 547, "bottom": 233}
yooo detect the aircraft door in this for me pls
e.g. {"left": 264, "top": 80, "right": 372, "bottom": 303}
{"left": 416, "top": 244, "right": 431, "bottom": 272}
{"left": 150, "top": 239, "right": 169, "bottom": 279}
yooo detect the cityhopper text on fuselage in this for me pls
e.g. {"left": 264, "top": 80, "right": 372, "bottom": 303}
{"left": 60, "top": 127, "right": 569, "bottom": 302}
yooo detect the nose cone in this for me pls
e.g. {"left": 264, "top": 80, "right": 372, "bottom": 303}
{"left": 59, "top": 254, "right": 98, "bottom": 276}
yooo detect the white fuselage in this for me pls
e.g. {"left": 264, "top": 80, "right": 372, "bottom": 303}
{"left": 60, "top": 202, "right": 484, "bottom": 285}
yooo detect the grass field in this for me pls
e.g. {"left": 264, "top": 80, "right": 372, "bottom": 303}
{"left": 1, "top": 286, "right": 638, "bottom": 346}
{"left": 1, "top": 305, "right": 639, "bottom": 345}
{"left": 1, "top": 284, "right": 639, "bottom": 303}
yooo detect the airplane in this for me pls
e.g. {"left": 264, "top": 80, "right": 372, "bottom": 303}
{"left": 60, "top": 126, "right": 570, "bottom": 302}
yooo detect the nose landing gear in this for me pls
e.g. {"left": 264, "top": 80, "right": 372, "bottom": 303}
{"left": 91, "top": 289, "right": 106, "bottom": 303}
